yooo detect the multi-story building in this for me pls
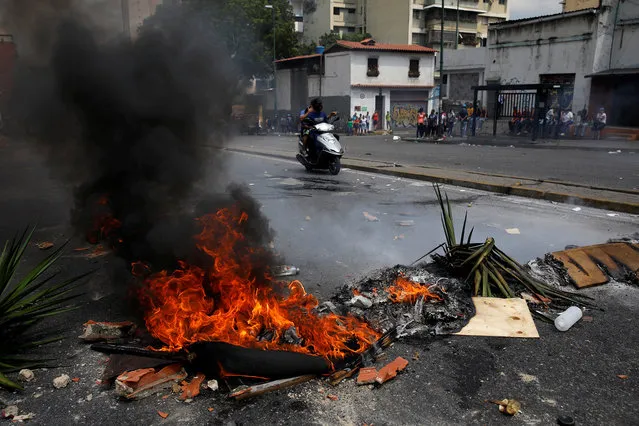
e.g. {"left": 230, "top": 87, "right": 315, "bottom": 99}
{"left": 302, "top": 0, "right": 508, "bottom": 48}
{"left": 303, "top": 1, "right": 363, "bottom": 43}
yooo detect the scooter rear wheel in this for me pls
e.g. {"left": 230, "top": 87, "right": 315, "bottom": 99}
{"left": 328, "top": 157, "right": 341, "bottom": 175}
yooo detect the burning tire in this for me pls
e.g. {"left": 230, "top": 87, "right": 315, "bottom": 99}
{"left": 328, "top": 157, "right": 341, "bottom": 175}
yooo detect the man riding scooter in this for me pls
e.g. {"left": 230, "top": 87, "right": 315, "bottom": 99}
{"left": 300, "top": 98, "right": 336, "bottom": 160}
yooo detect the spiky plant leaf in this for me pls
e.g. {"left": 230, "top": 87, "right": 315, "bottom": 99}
{"left": 426, "top": 185, "right": 594, "bottom": 307}
{"left": 0, "top": 227, "right": 88, "bottom": 390}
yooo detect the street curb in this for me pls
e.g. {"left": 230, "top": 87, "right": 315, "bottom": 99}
{"left": 400, "top": 137, "right": 639, "bottom": 153}
{"left": 223, "top": 147, "right": 639, "bottom": 215}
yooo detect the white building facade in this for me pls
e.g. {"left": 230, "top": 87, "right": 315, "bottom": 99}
{"left": 273, "top": 39, "right": 436, "bottom": 128}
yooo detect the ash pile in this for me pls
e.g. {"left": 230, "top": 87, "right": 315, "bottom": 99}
{"left": 327, "top": 264, "right": 476, "bottom": 339}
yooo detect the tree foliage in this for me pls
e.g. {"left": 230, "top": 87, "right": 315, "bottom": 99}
{"left": 143, "top": 0, "right": 302, "bottom": 79}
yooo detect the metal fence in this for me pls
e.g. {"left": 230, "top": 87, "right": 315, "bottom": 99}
{"left": 497, "top": 91, "right": 537, "bottom": 119}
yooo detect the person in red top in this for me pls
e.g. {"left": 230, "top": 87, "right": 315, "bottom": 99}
{"left": 372, "top": 111, "right": 379, "bottom": 130}
{"left": 416, "top": 108, "right": 426, "bottom": 138}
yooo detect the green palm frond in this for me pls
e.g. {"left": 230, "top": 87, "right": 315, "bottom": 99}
{"left": 427, "top": 185, "right": 593, "bottom": 307}
{"left": 0, "top": 227, "right": 88, "bottom": 390}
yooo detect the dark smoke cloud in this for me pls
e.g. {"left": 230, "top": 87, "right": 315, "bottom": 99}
{"left": 6, "top": 1, "right": 276, "bottom": 274}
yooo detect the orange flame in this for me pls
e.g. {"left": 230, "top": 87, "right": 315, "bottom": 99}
{"left": 139, "top": 205, "right": 380, "bottom": 362}
{"left": 387, "top": 276, "right": 443, "bottom": 304}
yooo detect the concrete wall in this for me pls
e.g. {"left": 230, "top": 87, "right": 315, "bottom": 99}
{"left": 487, "top": 12, "right": 598, "bottom": 110}
{"left": 349, "top": 51, "right": 435, "bottom": 87}
{"left": 367, "top": 0, "right": 411, "bottom": 44}
{"left": 322, "top": 53, "right": 352, "bottom": 96}
{"left": 610, "top": 0, "right": 639, "bottom": 69}
{"left": 303, "top": 0, "right": 331, "bottom": 44}
{"left": 276, "top": 69, "right": 292, "bottom": 111}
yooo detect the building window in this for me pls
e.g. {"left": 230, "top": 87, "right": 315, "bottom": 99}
{"left": 499, "top": 0, "right": 506, "bottom": 4}
{"left": 347, "top": 27, "right": 356, "bottom": 32}
{"left": 409, "top": 59, "right": 420, "bottom": 78}
{"left": 347, "top": 8, "right": 356, "bottom": 13}
{"left": 333, "top": 7, "right": 340, "bottom": 15}
{"left": 367, "top": 58, "right": 379, "bottom": 77}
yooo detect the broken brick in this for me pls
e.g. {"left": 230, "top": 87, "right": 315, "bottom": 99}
{"left": 179, "top": 373, "right": 206, "bottom": 400}
{"left": 115, "top": 364, "right": 187, "bottom": 400}
{"left": 326, "top": 394, "right": 339, "bottom": 401}
{"left": 79, "top": 320, "right": 136, "bottom": 342}
{"left": 375, "top": 357, "right": 409, "bottom": 385}
{"left": 157, "top": 411, "right": 169, "bottom": 419}
{"left": 356, "top": 367, "right": 378, "bottom": 385}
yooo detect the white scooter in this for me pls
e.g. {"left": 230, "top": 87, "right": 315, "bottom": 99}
{"left": 296, "top": 117, "right": 344, "bottom": 175}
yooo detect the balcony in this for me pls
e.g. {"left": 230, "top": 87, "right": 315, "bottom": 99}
{"left": 422, "top": 0, "right": 486, "bottom": 13}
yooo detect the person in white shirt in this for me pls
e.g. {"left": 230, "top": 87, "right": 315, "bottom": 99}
{"left": 560, "top": 109, "right": 574, "bottom": 136}
{"left": 592, "top": 107, "right": 607, "bottom": 140}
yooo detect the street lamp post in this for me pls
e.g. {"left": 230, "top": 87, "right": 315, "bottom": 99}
{"left": 439, "top": 0, "right": 444, "bottom": 119}
{"left": 265, "top": 4, "right": 277, "bottom": 126}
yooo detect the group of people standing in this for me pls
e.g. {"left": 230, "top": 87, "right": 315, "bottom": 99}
{"left": 347, "top": 111, "right": 392, "bottom": 136}
{"left": 415, "top": 103, "right": 487, "bottom": 139}
{"left": 508, "top": 105, "right": 607, "bottom": 139}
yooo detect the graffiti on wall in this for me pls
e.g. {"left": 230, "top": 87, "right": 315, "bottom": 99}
{"left": 391, "top": 103, "right": 423, "bottom": 128}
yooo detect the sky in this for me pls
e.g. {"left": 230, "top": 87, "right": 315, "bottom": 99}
{"left": 510, "top": 0, "right": 563, "bottom": 20}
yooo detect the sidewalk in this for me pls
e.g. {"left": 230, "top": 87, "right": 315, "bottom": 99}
{"left": 391, "top": 130, "right": 639, "bottom": 153}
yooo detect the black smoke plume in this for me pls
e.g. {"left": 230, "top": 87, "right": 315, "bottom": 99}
{"left": 5, "top": 1, "right": 275, "bottom": 273}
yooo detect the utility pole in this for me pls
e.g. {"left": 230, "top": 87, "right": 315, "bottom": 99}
{"left": 439, "top": 0, "right": 444, "bottom": 116}
{"left": 121, "top": 0, "right": 130, "bottom": 39}
{"left": 265, "top": 3, "right": 277, "bottom": 122}
{"left": 455, "top": 0, "right": 459, "bottom": 49}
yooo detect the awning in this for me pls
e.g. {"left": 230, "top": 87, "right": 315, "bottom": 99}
{"left": 585, "top": 68, "right": 639, "bottom": 78}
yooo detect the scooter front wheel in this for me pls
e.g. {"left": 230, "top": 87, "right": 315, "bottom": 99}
{"left": 328, "top": 157, "right": 341, "bottom": 175}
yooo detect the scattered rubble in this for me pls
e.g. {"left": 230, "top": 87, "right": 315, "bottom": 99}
{"left": 375, "top": 357, "right": 409, "bottom": 384}
{"left": 229, "top": 375, "right": 315, "bottom": 400}
{"left": 18, "top": 369, "right": 35, "bottom": 382}
{"left": 1, "top": 405, "right": 18, "bottom": 418}
{"left": 326, "top": 394, "right": 339, "bottom": 401}
{"left": 79, "top": 320, "right": 136, "bottom": 342}
{"left": 356, "top": 368, "right": 377, "bottom": 385}
{"left": 115, "top": 364, "right": 187, "bottom": 400}
{"left": 505, "top": 228, "right": 521, "bottom": 235}
{"left": 53, "top": 374, "right": 71, "bottom": 389}
{"left": 396, "top": 220, "right": 414, "bottom": 227}
{"left": 207, "top": 379, "right": 219, "bottom": 391}
{"left": 491, "top": 398, "right": 521, "bottom": 416}
{"left": 157, "top": 411, "right": 169, "bottom": 419}
{"left": 348, "top": 295, "right": 373, "bottom": 309}
{"left": 273, "top": 265, "right": 300, "bottom": 277}
{"left": 35, "top": 241, "right": 54, "bottom": 250}
{"left": 362, "top": 212, "right": 379, "bottom": 222}
{"left": 179, "top": 373, "right": 206, "bottom": 400}
{"left": 617, "top": 374, "right": 629, "bottom": 380}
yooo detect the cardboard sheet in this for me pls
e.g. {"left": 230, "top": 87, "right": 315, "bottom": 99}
{"left": 455, "top": 297, "right": 539, "bottom": 338}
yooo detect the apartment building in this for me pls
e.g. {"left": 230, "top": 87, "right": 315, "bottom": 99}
{"left": 303, "top": 1, "right": 364, "bottom": 43}
{"left": 303, "top": 0, "right": 508, "bottom": 49}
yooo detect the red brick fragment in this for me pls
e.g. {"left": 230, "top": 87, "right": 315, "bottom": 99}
{"left": 115, "top": 364, "right": 187, "bottom": 400}
{"left": 356, "top": 367, "right": 378, "bottom": 385}
{"left": 326, "top": 394, "right": 339, "bottom": 401}
{"left": 179, "top": 373, "right": 206, "bottom": 400}
{"left": 375, "top": 357, "right": 409, "bottom": 384}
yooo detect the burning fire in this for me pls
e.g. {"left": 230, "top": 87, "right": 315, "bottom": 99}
{"left": 138, "top": 205, "right": 380, "bottom": 361}
{"left": 387, "top": 275, "right": 442, "bottom": 304}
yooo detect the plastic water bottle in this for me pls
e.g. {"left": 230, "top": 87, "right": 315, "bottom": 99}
{"left": 554, "top": 306, "right": 583, "bottom": 331}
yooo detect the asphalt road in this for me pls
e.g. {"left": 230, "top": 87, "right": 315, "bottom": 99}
{"left": 230, "top": 135, "right": 639, "bottom": 192}
{"left": 1, "top": 143, "right": 638, "bottom": 425}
